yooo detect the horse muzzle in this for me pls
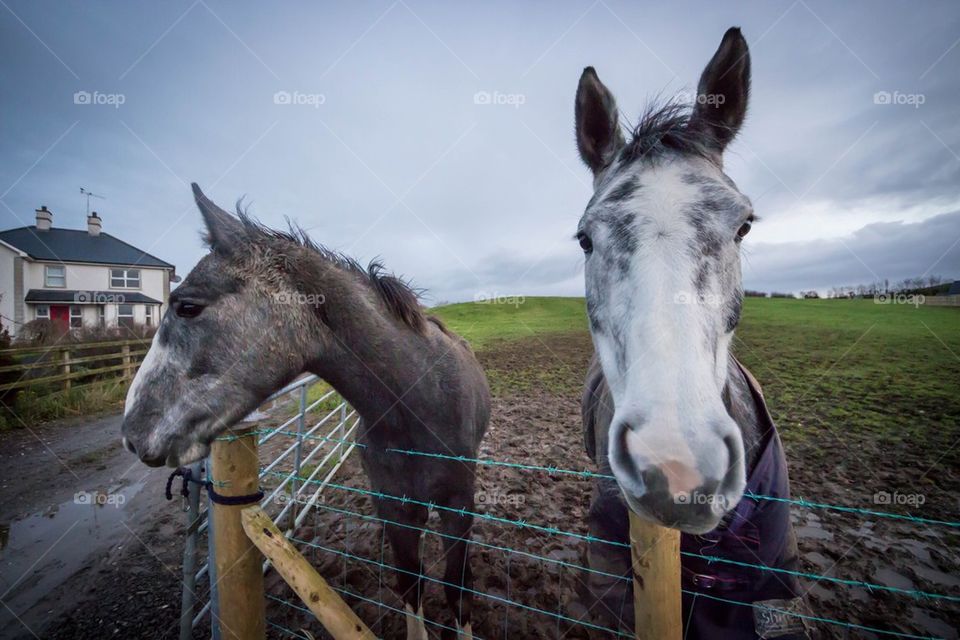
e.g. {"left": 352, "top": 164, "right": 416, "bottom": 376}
{"left": 608, "top": 413, "right": 746, "bottom": 534}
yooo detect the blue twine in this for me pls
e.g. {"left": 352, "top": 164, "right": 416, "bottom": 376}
{"left": 264, "top": 618, "right": 312, "bottom": 639}
{"left": 287, "top": 534, "right": 634, "bottom": 637}
{"left": 268, "top": 509, "right": 946, "bottom": 640}
{"left": 680, "top": 591, "right": 942, "bottom": 640}
{"left": 253, "top": 427, "right": 960, "bottom": 529}
{"left": 268, "top": 592, "right": 475, "bottom": 639}
{"left": 264, "top": 470, "right": 960, "bottom": 605}
{"left": 313, "top": 500, "right": 629, "bottom": 583}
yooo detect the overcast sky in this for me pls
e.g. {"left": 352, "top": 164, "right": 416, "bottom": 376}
{"left": 2, "top": 0, "right": 958, "bottom": 302}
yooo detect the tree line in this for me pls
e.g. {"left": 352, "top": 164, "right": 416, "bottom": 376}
{"left": 743, "top": 275, "right": 951, "bottom": 299}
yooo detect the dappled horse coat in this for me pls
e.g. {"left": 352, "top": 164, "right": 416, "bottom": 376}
{"left": 580, "top": 355, "right": 810, "bottom": 640}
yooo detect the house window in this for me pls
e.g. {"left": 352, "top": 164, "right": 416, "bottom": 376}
{"left": 117, "top": 304, "right": 134, "bottom": 329}
{"left": 144, "top": 305, "right": 154, "bottom": 326}
{"left": 110, "top": 268, "right": 141, "bottom": 289}
{"left": 45, "top": 265, "right": 66, "bottom": 287}
{"left": 35, "top": 304, "right": 50, "bottom": 319}
{"left": 98, "top": 306, "right": 106, "bottom": 327}
{"left": 70, "top": 306, "right": 83, "bottom": 328}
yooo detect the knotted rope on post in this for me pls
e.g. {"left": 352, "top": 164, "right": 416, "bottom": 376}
{"left": 166, "top": 466, "right": 264, "bottom": 506}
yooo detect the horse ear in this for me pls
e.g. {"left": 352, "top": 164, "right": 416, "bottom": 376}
{"left": 192, "top": 183, "right": 243, "bottom": 255}
{"left": 690, "top": 27, "right": 751, "bottom": 152}
{"left": 576, "top": 67, "right": 625, "bottom": 175}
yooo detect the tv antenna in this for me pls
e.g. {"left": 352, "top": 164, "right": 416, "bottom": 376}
{"left": 80, "top": 187, "right": 105, "bottom": 216}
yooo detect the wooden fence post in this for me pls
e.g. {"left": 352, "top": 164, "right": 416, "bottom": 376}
{"left": 210, "top": 428, "right": 266, "bottom": 640}
{"left": 61, "top": 348, "right": 71, "bottom": 391}
{"left": 629, "top": 512, "right": 682, "bottom": 640}
{"left": 242, "top": 506, "right": 376, "bottom": 640}
{"left": 121, "top": 342, "right": 131, "bottom": 380}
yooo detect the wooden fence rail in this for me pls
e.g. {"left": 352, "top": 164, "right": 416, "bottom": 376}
{"left": 0, "top": 338, "right": 151, "bottom": 394}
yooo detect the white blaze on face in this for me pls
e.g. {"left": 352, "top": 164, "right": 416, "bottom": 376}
{"left": 124, "top": 330, "right": 167, "bottom": 417}
{"left": 585, "top": 160, "right": 745, "bottom": 505}
{"left": 592, "top": 162, "right": 723, "bottom": 406}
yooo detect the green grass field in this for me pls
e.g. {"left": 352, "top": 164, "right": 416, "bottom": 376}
{"left": 433, "top": 295, "right": 960, "bottom": 445}
{"left": 431, "top": 297, "right": 588, "bottom": 347}
{"left": 736, "top": 298, "right": 960, "bottom": 439}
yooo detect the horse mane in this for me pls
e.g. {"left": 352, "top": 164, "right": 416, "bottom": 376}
{"left": 231, "top": 207, "right": 428, "bottom": 334}
{"left": 620, "top": 99, "right": 718, "bottom": 164}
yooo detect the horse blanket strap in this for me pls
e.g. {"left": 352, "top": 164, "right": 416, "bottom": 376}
{"left": 164, "top": 467, "right": 263, "bottom": 506}
{"left": 679, "top": 359, "right": 807, "bottom": 639}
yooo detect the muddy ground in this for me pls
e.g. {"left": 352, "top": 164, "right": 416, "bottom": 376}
{"left": 1, "top": 333, "right": 958, "bottom": 639}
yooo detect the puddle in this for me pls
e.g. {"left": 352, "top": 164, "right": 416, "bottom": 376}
{"left": 0, "top": 477, "right": 148, "bottom": 631}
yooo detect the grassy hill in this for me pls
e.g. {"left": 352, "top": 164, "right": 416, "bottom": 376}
{"left": 433, "top": 296, "right": 960, "bottom": 441}
{"left": 430, "top": 297, "right": 587, "bottom": 347}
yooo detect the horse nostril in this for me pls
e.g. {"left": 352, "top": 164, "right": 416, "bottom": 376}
{"left": 722, "top": 433, "right": 743, "bottom": 475}
{"left": 122, "top": 436, "right": 137, "bottom": 455}
{"left": 718, "top": 432, "right": 746, "bottom": 499}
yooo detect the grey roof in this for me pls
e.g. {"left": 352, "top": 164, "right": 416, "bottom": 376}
{"left": 0, "top": 226, "right": 174, "bottom": 268}
{"left": 25, "top": 289, "right": 163, "bottom": 305}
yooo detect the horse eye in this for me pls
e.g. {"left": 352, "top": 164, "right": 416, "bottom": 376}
{"left": 578, "top": 233, "right": 594, "bottom": 254}
{"left": 736, "top": 221, "right": 752, "bottom": 239}
{"left": 175, "top": 301, "right": 205, "bottom": 318}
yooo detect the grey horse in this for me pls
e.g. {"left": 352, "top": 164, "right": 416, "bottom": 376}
{"left": 121, "top": 184, "right": 490, "bottom": 639}
{"left": 573, "top": 28, "right": 809, "bottom": 639}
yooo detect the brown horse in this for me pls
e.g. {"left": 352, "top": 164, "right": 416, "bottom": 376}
{"left": 121, "top": 184, "right": 490, "bottom": 638}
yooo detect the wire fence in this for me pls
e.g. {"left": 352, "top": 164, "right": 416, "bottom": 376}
{"left": 180, "top": 376, "right": 959, "bottom": 640}
{"left": 177, "top": 374, "right": 359, "bottom": 640}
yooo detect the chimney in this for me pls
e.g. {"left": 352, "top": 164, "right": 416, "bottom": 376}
{"left": 87, "top": 211, "right": 102, "bottom": 236}
{"left": 35, "top": 206, "right": 52, "bottom": 231}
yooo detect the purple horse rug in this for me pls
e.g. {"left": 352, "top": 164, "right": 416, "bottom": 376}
{"left": 579, "top": 360, "right": 810, "bottom": 640}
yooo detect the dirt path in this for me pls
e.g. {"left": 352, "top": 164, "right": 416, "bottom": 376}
{"left": 0, "top": 413, "right": 189, "bottom": 640}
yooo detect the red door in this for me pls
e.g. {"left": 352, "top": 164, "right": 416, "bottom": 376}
{"left": 50, "top": 305, "right": 69, "bottom": 329}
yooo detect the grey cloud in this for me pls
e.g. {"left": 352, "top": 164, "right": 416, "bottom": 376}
{"left": 1, "top": 1, "right": 958, "bottom": 305}
{"left": 741, "top": 210, "right": 960, "bottom": 293}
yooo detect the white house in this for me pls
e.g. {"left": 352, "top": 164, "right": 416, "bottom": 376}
{"left": 0, "top": 206, "right": 176, "bottom": 338}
